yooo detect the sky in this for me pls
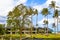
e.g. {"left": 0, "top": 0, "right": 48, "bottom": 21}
{"left": 0, "top": 0, "right": 60, "bottom": 31}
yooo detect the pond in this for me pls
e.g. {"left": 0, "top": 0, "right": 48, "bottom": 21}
{"left": 22, "top": 38, "right": 60, "bottom": 40}
{"left": 0, "top": 37, "right": 60, "bottom": 40}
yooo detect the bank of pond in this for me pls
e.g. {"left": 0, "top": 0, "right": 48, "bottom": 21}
{"left": 0, "top": 34, "right": 60, "bottom": 40}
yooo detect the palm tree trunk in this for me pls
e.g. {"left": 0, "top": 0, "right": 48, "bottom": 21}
{"left": 47, "top": 15, "right": 48, "bottom": 35}
{"left": 36, "top": 14, "right": 38, "bottom": 34}
{"left": 44, "top": 16, "right": 46, "bottom": 34}
{"left": 54, "top": 18, "right": 56, "bottom": 34}
{"left": 57, "top": 17, "right": 58, "bottom": 33}
{"left": 54, "top": 7, "right": 56, "bottom": 34}
{"left": 19, "top": 23, "right": 22, "bottom": 40}
{"left": 20, "top": 16, "right": 24, "bottom": 40}
{"left": 31, "top": 15, "right": 33, "bottom": 37}
{"left": 20, "top": 30, "right": 22, "bottom": 40}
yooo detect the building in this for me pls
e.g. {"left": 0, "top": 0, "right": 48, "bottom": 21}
{"left": 5, "top": 27, "right": 53, "bottom": 34}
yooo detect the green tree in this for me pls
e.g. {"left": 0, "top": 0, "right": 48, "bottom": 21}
{"left": 26, "top": 7, "right": 38, "bottom": 37}
{"left": 53, "top": 9, "right": 58, "bottom": 33}
{"left": 41, "top": 8, "right": 49, "bottom": 34}
{"left": 49, "top": 1, "right": 56, "bottom": 11}
{"left": 52, "top": 23, "right": 56, "bottom": 33}
{"left": 49, "top": 0, "right": 58, "bottom": 34}
{"left": 7, "top": 4, "right": 26, "bottom": 40}
{"left": 35, "top": 9, "right": 38, "bottom": 34}
{"left": 0, "top": 24, "right": 5, "bottom": 35}
{"left": 7, "top": 4, "right": 38, "bottom": 40}
{"left": 43, "top": 20, "right": 48, "bottom": 34}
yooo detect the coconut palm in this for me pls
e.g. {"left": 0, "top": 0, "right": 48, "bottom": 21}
{"left": 43, "top": 20, "right": 48, "bottom": 34}
{"left": 52, "top": 23, "right": 56, "bottom": 33}
{"left": 32, "top": 9, "right": 38, "bottom": 33}
{"left": 53, "top": 9, "right": 58, "bottom": 33}
{"left": 41, "top": 8, "right": 49, "bottom": 34}
{"left": 32, "top": 9, "right": 38, "bottom": 34}
{"left": 49, "top": 1, "right": 56, "bottom": 10}
{"left": 49, "top": 0, "right": 58, "bottom": 34}
{"left": 27, "top": 7, "right": 38, "bottom": 36}
{"left": 35, "top": 9, "right": 38, "bottom": 34}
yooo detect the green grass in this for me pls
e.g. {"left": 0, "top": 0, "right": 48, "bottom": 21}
{"left": 0, "top": 34, "right": 26, "bottom": 38}
{"left": 0, "top": 33, "right": 60, "bottom": 38}
{"left": 30, "top": 34, "right": 60, "bottom": 38}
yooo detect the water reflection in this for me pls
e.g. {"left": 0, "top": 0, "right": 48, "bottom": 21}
{"left": 23, "top": 38, "right": 60, "bottom": 40}
{"left": 0, "top": 37, "right": 60, "bottom": 40}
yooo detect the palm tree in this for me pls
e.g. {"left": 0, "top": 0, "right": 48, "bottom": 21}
{"left": 49, "top": 1, "right": 56, "bottom": 11}
{"left": 32, "top": 9, "right": 38, "bottom": 35}
{"left": 27, "top": 7, "right": 38, "bottom": 37}
{"left": 26, "top": 7, "right": 33, "bottom": 36}
{"left": 43, "top": 20, "right": 48, "bottom": 34}
{"left": 49, "top": 0, "right": 58, "bottom": 34}
{"left": 52, "top": 23, "right": 56, "bottom": 33}
{"left": 33, "top": 9, "right": 38, "bottom": 34}
{"left": 53, "top": 9, "right": 58, "bottom": 33}
{"left": 35, "top": 10, "right": 38, "bottom": 34}
{"left": 41, "top": 8, "right": 49, "bottom": 34}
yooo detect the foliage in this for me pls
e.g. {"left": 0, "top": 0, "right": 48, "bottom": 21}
{"left": 49, "top": 1, "right": 56, "bottom": 9}
{"left": 41, "top": 8, "right": 49, "bottom": 16}
{"left": 0, "top": 24, "right": 5, "bottom": 35}
{"left": 53, "top": 9, "right": 58, "bottom": 18}
{"left": 43, "top": 20, "right": 48, "bottom": 25}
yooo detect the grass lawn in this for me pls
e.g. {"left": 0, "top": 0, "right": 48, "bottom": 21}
{"left": 0, "top": 33, "right": 60, "bottom": 38}
{"left": 0, "top": 34, "right": 26, "bottom": 38}
{"left": 30, "top": 34, "right": 60, "bottom": 38}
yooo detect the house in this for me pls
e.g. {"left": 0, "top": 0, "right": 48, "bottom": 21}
{"left": 5, "top": 26, "right": 53, "bottom": 34}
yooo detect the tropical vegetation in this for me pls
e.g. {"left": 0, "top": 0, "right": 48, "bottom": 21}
{"left": 0, "top": 0, "right": 60, "bottom": 40}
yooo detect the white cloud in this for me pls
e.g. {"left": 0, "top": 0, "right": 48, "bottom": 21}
{"left": 0, "top": 0, "right": 27, "bottom": 16}
{"left": 33, "top": 0, "right": 60, "bottom": 12}
{"left": 0, "top": 0, "right": 27, "bottom": 24}
{"left": 0, "top": 0, "right": 60, "bottom": 16}
{"left": 38, "top": 18, "right": 54, "bottom": 25}
{"left": 0, "top": 16, "right": 7, "bottom": 24}
{"left": 0, "top": 22, "right": 6, "bottom": 24}
{"left": 38, "top": 17, "right": 60, "bottom": 27}
{"left": 16, "top": 0, "right": 27, "bottom": 5}
{"left": 33, "top": 0, "right": 60, "bottom": 26}
{"left": 33, "top": 5, "right": 43, "bottom": 12}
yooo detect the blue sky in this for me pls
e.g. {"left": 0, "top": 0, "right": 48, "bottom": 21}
{"left": 26, "top": 0, "right": 46, "bottom": 6}
{"left": 0, "top": 0, "right": 60, "bottom": 31}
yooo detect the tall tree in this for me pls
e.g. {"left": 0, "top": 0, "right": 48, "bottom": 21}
{"left": 7, "top": 4, "right": 26, "bottom": 40}
{"left": 0, "top": 24, "right": 5, "bottom": 35}
{"left": 43, "top": 20, "right": 48, "bottom": 34}
{"left": 53, "top": 9, "right": 58, "bottom": 33}
{"left": 7, "top": 4, "right": 38, "bottom": 40}
{"left": 52, "top": 23, "right": 56, "bottom": 33}
{"left": 27, "top": 7, "right": 38, "bottom": 37}
{"left": 35, "top": 9, "right": 38, "bottom": 34}
{"left": 49, "top": 0, "right": 60, "bottom": 34}
{"left": 41, "top": 8, "right": 49, "bottom": 34}
{"left": 49, "top": 0, "right": 57, "bottom": 33}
